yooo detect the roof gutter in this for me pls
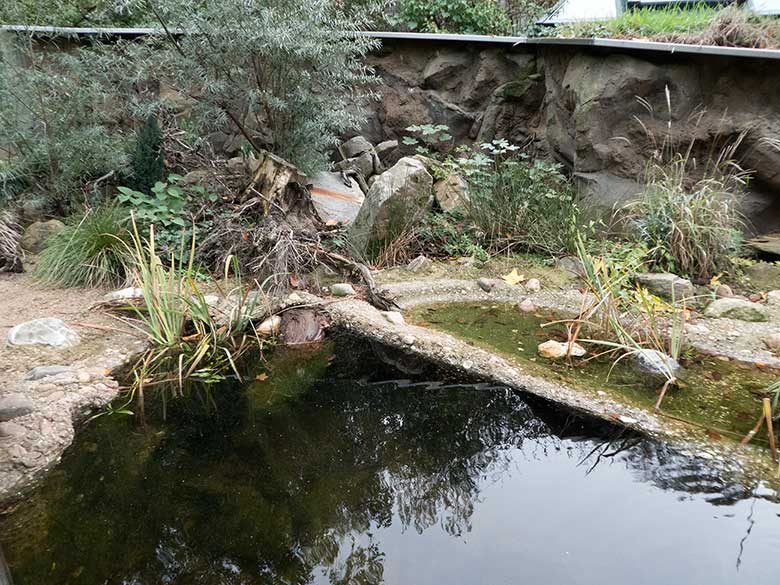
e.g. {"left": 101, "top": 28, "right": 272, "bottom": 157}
{"left": 2, "top": 25, "right": 780, "bottom": 61}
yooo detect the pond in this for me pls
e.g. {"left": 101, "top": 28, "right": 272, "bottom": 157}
{"left": 1, "top": 336, "right": 779, "bottom": 585}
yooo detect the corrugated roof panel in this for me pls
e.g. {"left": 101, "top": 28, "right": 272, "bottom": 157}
{"left": 750, "top": 0, "right": 780, "bottom": 14}
{"left": 538, "top": 0, "right": 624, "bottom": 24}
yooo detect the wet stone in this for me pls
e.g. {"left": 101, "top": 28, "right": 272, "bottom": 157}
{"left": 24, "top": 365, "right": 73, "bottom": 381}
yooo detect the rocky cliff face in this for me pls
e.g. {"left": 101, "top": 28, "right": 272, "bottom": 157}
{"left": 360, "top": 40, "right": 780, "bottom": 234}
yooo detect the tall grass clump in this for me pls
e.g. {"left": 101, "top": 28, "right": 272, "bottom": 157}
{"left": 620, "top": 92, "right": 748, "bottom": 281}
{"left": 0, "top": 210, "right": 23, "bottom": 273}
{"left": 465, "top": 148, "right": 579, "bottom": 256}
{"left": 35, "top": 206, "right": 135, "bottom": 287}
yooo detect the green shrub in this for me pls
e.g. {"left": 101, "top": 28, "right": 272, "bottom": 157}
{"left": 417, "top": 211, "right": 488, "bottom": 261}
{"left": 130, "top": 115, "right": 165, "bottom": 195}
{"left": 623, "top": 156, "right": 745, "bottom": 281}
{"left": 35, "top": 206, "right": 135, "bottom": 288}
{"left": 462, "top": 144, "right": 579, "bottom": 256}
{"left": 393, "top": 0, "right": 512, "bottom": 35}
{"left": 120, "top": 0, "right": 384, "bottom": 174}
{"left": 0, "top": 37, "right": 131, "bottom": 213}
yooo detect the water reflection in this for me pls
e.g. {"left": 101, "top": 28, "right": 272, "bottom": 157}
{"left": 1, "top": 340, "right": 778, "bottom": 585}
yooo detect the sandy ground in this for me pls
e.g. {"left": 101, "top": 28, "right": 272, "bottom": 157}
{"left": 0, "top": 269, "right": 120, "bottom": 392}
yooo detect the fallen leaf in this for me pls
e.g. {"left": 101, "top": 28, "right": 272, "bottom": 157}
{"left": 255, "top": 373, "right": 269, "bottom": 381}
{"left": 325, "top": 219, "right": 339, "bottom": 226}
{"left": 501, "top": 268, "right": 525, "bottom": 286}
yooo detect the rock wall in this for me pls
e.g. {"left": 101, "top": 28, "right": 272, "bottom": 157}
{"left": 360, "top": 40, "right": 780, "bottom": 233}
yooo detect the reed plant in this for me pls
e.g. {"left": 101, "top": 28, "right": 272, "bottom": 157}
{"left": 557, "top": 234, "right": 686, "bottom": 410}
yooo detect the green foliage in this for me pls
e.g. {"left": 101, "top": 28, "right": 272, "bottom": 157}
{"left": 0, "top": 36, "right": 131, "bottom": 212}
{"left": 459, "top": 143, "right": 579, "bottom": 256}
{"left": 393, "top": 0, "right": 512, "bottom": 34}
{"left": 402, "top": 124, "right": 453, "bottom": 156}
{"left": 130, "top": 115, "right": 165, "bottom": 195}
{"left": 120, "top": 0, "right": 384, "bottom": 174}
{"left": 35, "top": 206, "right": 135, "bottom": 287}
{"left": 417, "top": 211, "right": 488, "bottom": 261}
{"left": 117, "top": 174, "right": 218, "bottom": 251}
{"left": 0, "top": 209, "right": 23, "bottom": 272}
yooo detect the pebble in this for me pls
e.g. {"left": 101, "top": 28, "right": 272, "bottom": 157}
{"left": 518, "top": 299, "right": 536, "bottom": 313}
{"left": 538, "top": 340, "right": 586, "bottom": 359}
{"left": 77, "top": 372, "right": 92, "bottom": 383}
{"left": 618, "top": 415, "right": 638, "bottom": 425}
{"left": 477, "top": 277, "right": 495, "bottom": 292}
{"left": 525, "top": 278, "right": 541, "bottom": 292}
{"left": 749, "top": 293, "right": 763, "bottom": 303}
{"left": 0, "top": 395, "right": 35, "bottom": 422}
{"left": 714, "top": 284, "right": 733, "bottom": 298}
{"left": 402, "top": 335, "right": 416, "bottom": 346}
{"left": 763, "top": 332, "right": 780, "bottom": 352}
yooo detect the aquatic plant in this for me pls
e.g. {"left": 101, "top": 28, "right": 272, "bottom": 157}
{"left": 561, "top": 233, "right": 686, "bottom": 411}
{"left": 35, "top": 206, "right": 135, "bottom": 287}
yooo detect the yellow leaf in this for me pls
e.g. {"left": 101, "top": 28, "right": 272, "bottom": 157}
{"left": 255, "top": 373, "right": 269, "bottom": 381}
{"left": 501, "top": 268, "right": 525, "bottom": 286}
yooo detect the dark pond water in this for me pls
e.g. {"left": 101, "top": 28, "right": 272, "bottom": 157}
{"left": 1, "top": 338, "right": 779, "bottom": 585}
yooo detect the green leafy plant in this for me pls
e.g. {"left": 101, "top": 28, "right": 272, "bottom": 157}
{"left": 402, "top": 124, "right": 453, "bottom": 157}
{"left": 462, "top": 145, "right": 579, "bottom": 256}
{"left": 129, "top": 114, "right": 165, "bottom": 195}
{"left": 35, "top": 206, "right": 135, "bottom": 287}
{"left": 417, "top": 211, "right": 488, "bottom": 260}
{"left": 117, "top": 174, "right": 217, "bottom": 250}
{"left": 392, "top": 0, "right": 512, "bottom": 34}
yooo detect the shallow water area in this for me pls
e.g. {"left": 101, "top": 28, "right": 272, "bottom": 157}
{"left": 409, "top": 301, "right": 780, "bottom": 446}
{"left": 1, "top": 338, "right": 779, "bottom": 584}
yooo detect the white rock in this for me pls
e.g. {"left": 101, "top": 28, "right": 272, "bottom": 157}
{"left": 103, "top": 287, "right": 144, "bottom": 302}
{"left": 525, "top": 278, "right": 541, "bottom": 292}
{"left": 518, "top": 298, "right": 536, "bottom": 313}
{"left": 331, "top": 283, "right": 357, "bottom": 297}
{"left": 537, "top": 340, "right": 586, "bottom": 359}
{"left": 382, "top": 311, "right": 405, "bottom": 326}
{"left": 7, "top": 318, "right": 80, "bottom": 348}
{"left": 402, "top": 335, "right": 416, "bottom": 346}
{"left": 257, "top": 315, "right": 281, "bottom": 336}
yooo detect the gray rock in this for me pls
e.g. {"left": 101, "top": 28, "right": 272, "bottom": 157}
{"left": 767, "top": 290, "right": 780, "bottom": 307}
{"left": 433, "top": 174, "right": 469, "bottom": 212}
{"left": 477, "top": 277, "right": 495, "bottom": 292}
{"left": 331, "top": 283, "right": 357, "bottom": 297}
{"left": 407, "top": 255, "right": 433, "bottom": 273}
{"left": 556, "top": 256, "right": 585, "bottom": 278}
{"left": 762, "top": 333, "right": 780, "bottom": 352}
{"left": 7, "top": 318, "right": 80, "bottom": 347}
{"left": 574, "top": 172, "right": 644, "bottom": 221}
{"left": 21, "top": 219, "right": 65, "bottom": 253}
{"left": 309, "top": 171, "right": 365, "bottom": 225}
{"left": 635, "top": 273, "right": 694, "bottom": 301}
{"left": 339, "top": 136, "right": 374, "bottom": 159}
{"left": 0, "top": 395, "right": 34, "bottom": 422}
{"left": 349, "top": 157, "right": 434, "bottom": 254}
{"left": 746, "top": 262, "right": 780, "bottom": 292}
{"left": 24, "top": 365, "right": 73, "bottom": 381}
{"left": 632, "top": 349, "right": 681, "bottom": 382}
{"left": 382, "top": 311, "right": 405, "bottom": 326}
{"left": 704, "top": 298, "right": 770, "bottom": 322}
{"left": 375, "top": 140, "right": 399, "bottom": 166}
{"left": 335, "top": 151, "right": 376, "bottom": 178}
{"left": 714, "top": 284, "right": 734, "bottom": 299}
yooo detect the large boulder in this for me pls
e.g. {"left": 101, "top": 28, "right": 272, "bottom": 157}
{"left": 308, "top": 171, "right": 365, "bottom": 225}
{"left": 433, "top": 174, "right": 469, "bottom": 213}
{"left": 339, "top": 136, "right": 374, "bottom": 159}
{"left": 349, "top": 157, "right": 434, "bottom": 253}
{"left": 704, "top": 298, "right": 769, "bottom": 322}
{"left": 21, "top": 219, "right": 65, "bottom": 253}
{"left": 634, "top": 273, "right": 694, "bottom": 301}
{"left": 7, "top": 318, "right": 80, "bottom": 347}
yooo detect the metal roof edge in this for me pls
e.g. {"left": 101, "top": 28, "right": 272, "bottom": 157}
{"left": 2, "top": 25, "right": 779, "bottom": 60}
